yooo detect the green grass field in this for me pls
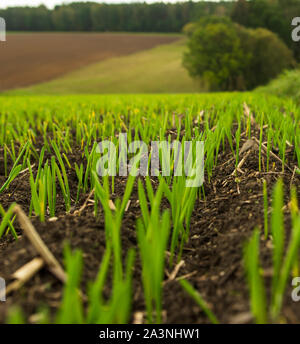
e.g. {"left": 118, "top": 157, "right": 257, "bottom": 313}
{"left": 1, "top": 29, "right": 300, "bottom": 326}
{"left": 0, "top": 92, "right": 299, "bottom": 324}
{"left": 7, "top": 40, "right": 201, "bottom": 95}
{"left": 256, "top": 69, "right": 300, "bottom": 103}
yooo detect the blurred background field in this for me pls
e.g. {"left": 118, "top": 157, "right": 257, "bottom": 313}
{"left": 6, "top": 38, "right": 201, "bottom": 94}
{"left": 0, "top": 32, "right": 183, "bottom": 92}
{"left": 1, "top": 0, "right": 300, "bottom": 97}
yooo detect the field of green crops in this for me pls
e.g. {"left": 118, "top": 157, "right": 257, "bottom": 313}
{"left": 0, "top": 93, "right": 299, "bottom": 324}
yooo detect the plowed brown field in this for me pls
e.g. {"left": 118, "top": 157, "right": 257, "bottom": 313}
{"left": 0, "top": 33, "right": 180, "bottom": 91}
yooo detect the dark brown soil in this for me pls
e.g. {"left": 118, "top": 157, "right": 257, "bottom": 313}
{"left": 0, "top": 33, "right": 181, "bottom": 91}
{"left": 0, "top": 131, "right": 299, "bottom": 324}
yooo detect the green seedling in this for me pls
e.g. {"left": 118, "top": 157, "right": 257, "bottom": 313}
{"left": 180, "top": 279, "right": 219, "bottom": 324}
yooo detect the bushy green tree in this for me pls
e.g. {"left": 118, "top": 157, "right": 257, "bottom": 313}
{"left": 231, "top": 0, "right": 300, "bottom": 61}
{"left": 183, "top": 17, "right": 295, "bottom": 91}
{"left": 182, "top": 22, "right": 198, "bottom": 37}
{"left": 245, "top": 28, "right": 295, "bottom": 89}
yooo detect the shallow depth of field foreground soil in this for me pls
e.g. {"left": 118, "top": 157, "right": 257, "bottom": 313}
{"left": 0, "top": 94, "right": 299, "bottom": 324}
{"left": 0, "top": 33, "right": 180, "bottom": 91}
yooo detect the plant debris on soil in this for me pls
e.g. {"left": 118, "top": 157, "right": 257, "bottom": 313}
{"left": 0, "top": 130, "right": 299, "bottom": 324}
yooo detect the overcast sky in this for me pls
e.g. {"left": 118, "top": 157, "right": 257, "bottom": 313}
{"left": 0, "top": 0, "right": 217, "bottom": 9}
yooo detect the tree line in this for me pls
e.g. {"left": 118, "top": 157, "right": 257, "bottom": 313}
{"left": 0, "top": 1, "right": 232, "bottom": 33}
{"left": 1, "top": 0, "right": 299, "bottom": 61}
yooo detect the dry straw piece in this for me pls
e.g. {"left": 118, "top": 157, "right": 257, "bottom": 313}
{"left": 1, "top": 258, "right": 45, "bottom": 299}
{"left": 13, "top": 204, "right": 66, "bottom": 283}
